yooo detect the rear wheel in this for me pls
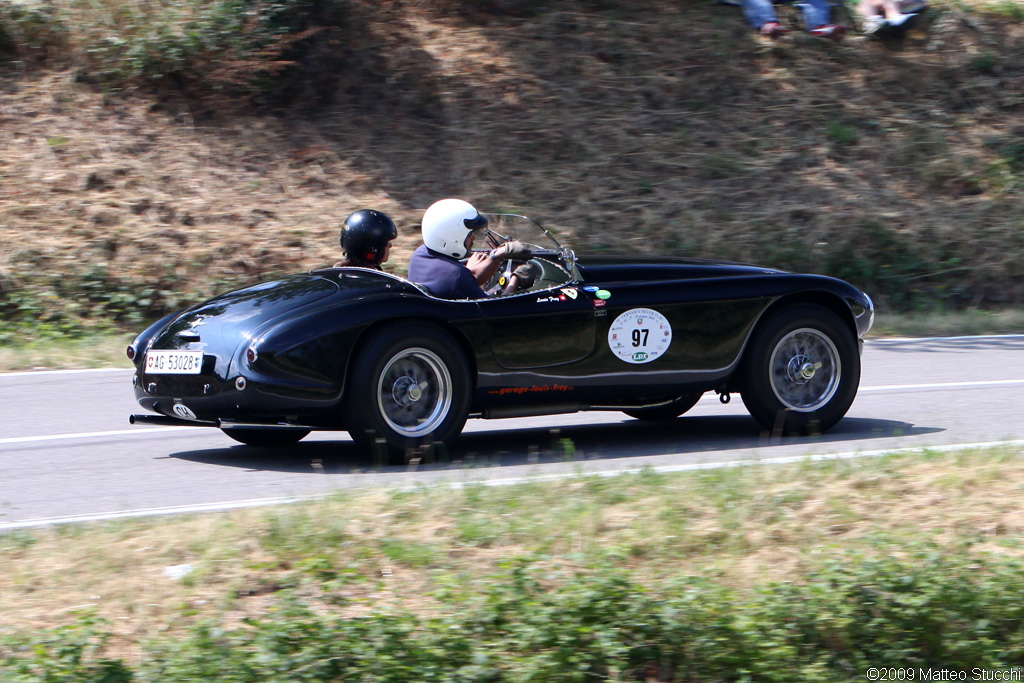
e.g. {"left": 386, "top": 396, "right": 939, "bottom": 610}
{"left": 740, "top": 305, "right": 859, "bottom": 435}
{"left": 221, "top": 428, "right": 310, "bottom": 447}
{"left": 623, "top": 393, "right": 702, "bottom": 421}
{"left": 345, "top": 323, "right": 470, "bottom": 464}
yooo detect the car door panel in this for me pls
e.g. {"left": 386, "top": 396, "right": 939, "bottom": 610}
{"left": 478, "top": 285, "right": 597, "bottom": 369}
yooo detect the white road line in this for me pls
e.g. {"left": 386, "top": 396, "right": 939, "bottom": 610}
{"left": 859, "top": 379, "right": 1024, "bottom": 392}
{"left": 0, "top": 497, "right": 305, "bottom": 531}
{"left": 0, "top": 426, "right": 208, "bottom": 446}
{"left": 868, "top": 334, "right": 1024, "bottom": 342}
{"left": 3, "top": 439, "right": 1023, "bottom": 531}
{"left": 689, "top": 378, "right": 1024, "bottom": 401}
{"left": 601, "top": 439, "right": 1024, "bottom": 477}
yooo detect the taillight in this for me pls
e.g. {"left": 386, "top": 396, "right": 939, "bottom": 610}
{"left": 246, "top": 346, "right": 258, "bottom": 364}
{"left": 126, "top": 344, "right": 137, "bottom": 361}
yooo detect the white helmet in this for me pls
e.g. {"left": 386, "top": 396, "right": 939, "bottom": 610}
{"left": 421, "top": 198, "right": 489, "bottom": 259}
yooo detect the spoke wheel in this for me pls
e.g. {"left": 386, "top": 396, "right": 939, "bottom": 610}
{"left": 740, "top": 305, "right": 859, "bottom": 435}
{"left": 377, "top": 348, "right": 453, "bottom": 438}
{"left": 346, "top": 323, "right": 470, "bottom": 464}
{"left": 768, "top": 329, "right": 841, "bottom": 412}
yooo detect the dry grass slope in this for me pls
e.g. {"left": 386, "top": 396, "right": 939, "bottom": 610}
{"left": 1, "top": 0, "right": 1023, "bottom": 336}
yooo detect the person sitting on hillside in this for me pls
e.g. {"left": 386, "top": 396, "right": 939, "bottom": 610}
{"left": 857, "top": 0, "right": 926, "bottom": 34}
{"left": 407, "top": 198, "right": 533, "bottom": 299}
{"left": 721, "top": 0, "right": 846, "bottom": 41}
{"left": 334, "top": 209, "right": 397, "bottom": 270}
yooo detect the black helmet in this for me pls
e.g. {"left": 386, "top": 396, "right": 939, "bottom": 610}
{"left": 340, "top": 210, "right": 398, "bottom": 265}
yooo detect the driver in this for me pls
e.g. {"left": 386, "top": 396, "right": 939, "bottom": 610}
{"left": 334, "top": 209, "right": 397, "bottom": 270}
{"left": 407, "top": 198, "right": 533, "bottom": 299}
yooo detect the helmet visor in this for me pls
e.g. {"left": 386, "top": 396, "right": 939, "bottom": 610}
{"left": 463, "top": 213, "right": 489, "bottom": 232}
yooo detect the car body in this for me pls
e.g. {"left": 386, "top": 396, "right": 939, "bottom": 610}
{"left": 128, "top": 214, "right": 874, "bottom": 462}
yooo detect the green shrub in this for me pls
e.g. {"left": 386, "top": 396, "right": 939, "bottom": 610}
{"left": 0, "top": 613, "right": 131, "bottom": 683}
{"left": 0, "top": 3, "right": 67, "bottom": 63}
{"left": 7, "top": 546, "right": 1024, "bottom": 681}
{"left": 1, "top": 0, "right": 349, "bottom": 104}
{"left": 0, "top": 265, "right": 257, "bottom": 346}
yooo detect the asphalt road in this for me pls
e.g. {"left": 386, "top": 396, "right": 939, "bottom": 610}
{"left": 1, "top": 335, "right": 1023, "bottom": 530}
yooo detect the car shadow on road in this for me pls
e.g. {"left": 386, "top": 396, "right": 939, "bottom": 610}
{"left": 168, "top": 414, "right": 942, "bottom": 475}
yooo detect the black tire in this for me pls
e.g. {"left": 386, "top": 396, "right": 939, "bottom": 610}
{"left": 221, "top": 428, "right": 310, "bottom": 447}
{"left": 740, "top": 304, "right": 860, "bottom": 435}
{"left": 623, "top": 393, "right": 703, "bottom": 421}
{"left": 345, "top": 323, "right": 470, "bottom": 464}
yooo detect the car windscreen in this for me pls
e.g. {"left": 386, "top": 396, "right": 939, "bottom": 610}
{"left": 480, "top": 214, "right": 563, "bottom": 254}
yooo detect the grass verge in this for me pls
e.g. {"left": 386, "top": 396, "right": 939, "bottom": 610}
{"left": 0, "top": 333, "right": 134, "bottom": 372}
{"left": 870, "top": 307, "right": 1024, "bottom": 338}
{"left": 3, "top": 446, "right": 1024, "bottom": 679}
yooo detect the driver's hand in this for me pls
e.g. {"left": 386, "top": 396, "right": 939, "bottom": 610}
{"left": 512, "top": 261, "right": 542, "bottom": 289}
{"left": 498, "top": 240, "right": 533, "bottom": 262}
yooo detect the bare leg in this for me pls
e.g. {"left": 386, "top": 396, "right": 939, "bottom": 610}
{"left": 858, "top": 0, "right": 903, "bottom": 20}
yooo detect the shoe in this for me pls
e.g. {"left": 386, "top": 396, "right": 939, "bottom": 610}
{"left": 863, "top": 15, "right": 887, "bottom": 34}
{"left": 760, "top": 21, "right": 789, "bottom": 38}
{"left": 809, "top": 24, "right": 846, "bottom": 41}
{"left": 887, "top": 13, "right": 914, "bottom": 27}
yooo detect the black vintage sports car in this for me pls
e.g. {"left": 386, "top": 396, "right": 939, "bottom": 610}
{"left": 129, "top": 214, "right": 874, "bottom": 462}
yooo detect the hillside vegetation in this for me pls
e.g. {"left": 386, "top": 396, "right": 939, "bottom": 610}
{"left": 1, "top": 0, "right": 1023, "bottom": 341}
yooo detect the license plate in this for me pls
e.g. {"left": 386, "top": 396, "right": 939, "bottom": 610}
{"left": 145, "top": 350, "right": 204, "bottom": 374}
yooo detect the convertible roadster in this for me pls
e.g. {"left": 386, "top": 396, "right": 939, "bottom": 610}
{"left": 128, "top": 214, "right": 874, "bottom": 462}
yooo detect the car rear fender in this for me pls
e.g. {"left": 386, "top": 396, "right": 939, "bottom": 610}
{"left": 343, "top": 315, "right": 482, "bottom": 401}
{"left": 128, "top": 310, "right": 186, "bottom": 368}
{"left": 247, "top": 288, "right": 484, "bottom": 401}
{"left": 242, "top": 293, "right": 457, "bottom": 381}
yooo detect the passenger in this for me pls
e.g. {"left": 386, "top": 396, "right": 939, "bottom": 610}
{"left": 407, "top": 198, "right": 533, "bottom": 299}
{"left": 334, "top": 209, "right": 397, "bottom": 270}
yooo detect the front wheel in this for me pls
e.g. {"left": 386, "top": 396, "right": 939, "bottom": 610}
{"left": 345, "top": 323, "right": 470, "bottom": 464}
{"left": 740, "top": 305, "right": 860, "bottom": 435}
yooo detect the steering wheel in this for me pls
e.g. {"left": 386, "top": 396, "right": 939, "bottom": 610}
{"left": 482, "top": 255, "right": 518, "bottom": 295}
{"left": 484, "top": 257, "right": 543, "bottom": 297}
{"left": 480, "top": 236, "right": 546, "bottom": 295}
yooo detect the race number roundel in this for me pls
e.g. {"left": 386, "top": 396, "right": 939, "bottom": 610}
{"left": 607, "top": 308, "right": 672, "bottom": 364}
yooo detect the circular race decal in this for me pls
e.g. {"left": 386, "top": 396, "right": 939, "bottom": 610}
{"left": 607, "top": 308, "right": 673, "bottom": 364}
{"left": 172, "top": 403, "right": 198, "bottom": 420}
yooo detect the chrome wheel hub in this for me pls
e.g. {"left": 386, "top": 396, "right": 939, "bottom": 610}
{"left": 788, "top": 356, "right": 822, "bottom": 383}
{"left": 392, "top": 377, "right": 424, "bottom": 405}
{"left": 769, "top": 328, "right": 841, "bottom": 412}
